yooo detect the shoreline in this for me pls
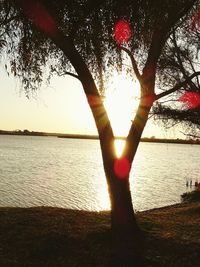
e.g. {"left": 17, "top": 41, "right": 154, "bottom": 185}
{"left": 0, "top": 199, "right": 186, "bottom": 214}
{"left": 0, "top": 200, "right": 186, "bottom": 212}
{"left": 0, "top": 198, "right": 195, "bottom": 217}
{"left": 1, "top": 131, "right": 200, "bottom": 145}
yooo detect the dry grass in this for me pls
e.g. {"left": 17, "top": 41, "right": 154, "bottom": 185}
{"left": 0, "top": 201, "right": 199, "bottom": 267}
{"left": 138, "top": 201, "right": 200, "bottom": 266}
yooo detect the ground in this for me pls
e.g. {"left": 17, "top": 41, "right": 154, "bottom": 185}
{"left": 0, "top": 200, "right": 199, "bottom": 266}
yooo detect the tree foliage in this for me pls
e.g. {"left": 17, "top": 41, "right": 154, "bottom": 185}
{"left": 0, "top": 0, "right": 198, "bottom": 97}
{"left": 153, "top": 1, "right": 200, "bottom": 133}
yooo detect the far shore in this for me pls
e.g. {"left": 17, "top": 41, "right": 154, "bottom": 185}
{"left": 0, "top": 198, "right": 199, "bottom": 266}
{"left": 1, "top": 129, "right": 200, "bottom": 145}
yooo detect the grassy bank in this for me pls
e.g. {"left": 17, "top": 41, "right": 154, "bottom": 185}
{"left": 0, "top": 200, "right": 200, "bottom": 267}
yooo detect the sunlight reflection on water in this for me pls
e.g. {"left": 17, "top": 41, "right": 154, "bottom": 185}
{"left": 0, "top": 135, "right": 199, "bottom": 211}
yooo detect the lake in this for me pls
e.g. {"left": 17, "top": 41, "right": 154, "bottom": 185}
{"left": 0, "top": 135, "right": 199, "bottom": 211}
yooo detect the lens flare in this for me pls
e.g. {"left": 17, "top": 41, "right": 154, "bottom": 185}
{"left": 142, "top": 94, "right": 156, "bottom": 107}
{"left": 87, "top": 95, "right": 101, "bottom": 107}
{"left": 114, "top": 157, "right": 130, "bottom": 179}
{"left": 17, "top": 0, "right": 57, "bottom": 36}
{"left": 191, "top": 9, "right": 200, "bottom": 31}
{"left": 179, "top": 92, "right": 200, "bottom": 109}
{"left": 114, "top": 19, "right": 132, "bottom": 45}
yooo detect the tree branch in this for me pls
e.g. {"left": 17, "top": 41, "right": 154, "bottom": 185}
{"left": 142, "top": 0, "right": 196, "bottom": 92}
{"left": 165, "top": 120, "right": 181, "bottom": 129}
{"left": 51, "top": 67, "right": 80, "bottom": 81}
{"left": 59, "top": 71, "right": 80, "bottom": 80}
{"left": 123, "top": 100, "right": 151, "bottom": 163}
{"left": 120, "top": 46, "right": 141, "bottom": 81}
{"left": 158, "top": 99, "right": 180, "bottom": 104}
{"left": 180, "top": 131, "right": 200, "bottom": 139}
{"left": 172, "top": 30, "right": 198, "bottom": 91}
{"left": 54, "top": 35, "right": 114, "bottom": 146}
{"left": 156, "top": 71, "right": 200, "bottom": 100}
{"left": 186, "top": 52, "right": 200, "bottom": 88}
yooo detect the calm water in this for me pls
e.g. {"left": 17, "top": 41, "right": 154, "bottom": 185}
{"left": 0, "top": 135, "right": 199, "bottom": 211}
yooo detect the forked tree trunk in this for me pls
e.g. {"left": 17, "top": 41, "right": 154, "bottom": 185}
{"left": 100, "top": 102, "right": 151, "bottom": 266}
{"left": 53, "top": 29, "right": 150, "bottom": 266}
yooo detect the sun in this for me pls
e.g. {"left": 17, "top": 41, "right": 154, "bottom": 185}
{"left": 104, "top": 74, "right": 140, "bottom": 137}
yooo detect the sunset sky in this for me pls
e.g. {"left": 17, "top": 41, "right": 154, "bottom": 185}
{"left": 0, "top": 63, "right": 183, "bottom": 139}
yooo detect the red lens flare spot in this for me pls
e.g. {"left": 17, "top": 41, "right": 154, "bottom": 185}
{"left": 143, "top": 94, "right": 156, "bottom": 107}
{"left": 114, "top": 19, "right": 132, "bottom": 45}
{"left": 87, "top": 95, "right": 101, "bottom": 107}
{"left": 18, "top": 0, "right": 57, "bottom": 36}
{"left": 114, "top": 157, "right": 131, "bottom": 179}
{"left": 179, "top": 92, "right": 200, "bottom": 109}
{"left": 191, "top": 9, "right": 200, "bottom": 31}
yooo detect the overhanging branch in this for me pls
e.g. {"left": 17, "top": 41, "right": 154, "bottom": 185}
{"left": 172, "top": 29, "right": 199, "bottom": 91}
{"left": 180, "top": 131, "right": 200, "bottom": 138}
{"left": 51, "top": 67, "right": 80, "bottom": 81}
{"left": 59, "top": 71, "right": 80, "bottom": 80}
{"left": 156, "top": 71, "right": 200, "bottom": 100}
{"left": 142, "top": 0, "right": 196, "bottom": 89}
{"left": 120, "top": 46, "right": 141, "bottom": 81}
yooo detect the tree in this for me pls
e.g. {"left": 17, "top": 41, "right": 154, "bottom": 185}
{"left": 153, "top": 6, "right": 200, "bottom": 135}
{"left": 0, "top": 0, "right": 199, "bottom": 265}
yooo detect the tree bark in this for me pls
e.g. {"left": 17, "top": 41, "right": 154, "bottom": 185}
{"left": 101, "top": 142, "right": 144, "bottom": 266}
{"left": 106, "top": 170, "right": 144, "bottom": 266}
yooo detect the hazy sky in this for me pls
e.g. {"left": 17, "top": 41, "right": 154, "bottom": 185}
{"left": 0, "top": 63, "right": 183, "bottom": 138}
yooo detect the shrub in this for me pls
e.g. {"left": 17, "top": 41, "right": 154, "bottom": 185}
{"left": 181, "top": 189, "right": 200, "bottom": 203}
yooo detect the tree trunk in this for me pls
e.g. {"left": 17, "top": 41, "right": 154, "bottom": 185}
{"left": 102, "top": 152, "right": 144, "bottom": 267}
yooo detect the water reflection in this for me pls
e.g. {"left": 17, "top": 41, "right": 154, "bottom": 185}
{"left": 0, "top": 135, "right": 199, "bottom": 211}
{"left": 97, "top": 183, "right": 110, "bottom": 211}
